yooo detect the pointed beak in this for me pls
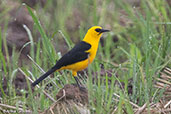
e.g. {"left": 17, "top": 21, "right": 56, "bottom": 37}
{"left": 101, "top": 29, "right": 110, "bottom": 33}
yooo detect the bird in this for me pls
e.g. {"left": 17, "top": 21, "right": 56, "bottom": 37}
{"left": 32, "top": 26, "right": 109, "bottom": 88}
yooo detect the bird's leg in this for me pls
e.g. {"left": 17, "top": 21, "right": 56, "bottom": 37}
{"left": 72, "top": 71, "right": 86, "bottom": 91}
{"left": 74, "top": 76, "right": 86, "bottom": 91}
{"left": 72, "top": 71, "right": 81, "bottom": 87}
{"left": 74, "top": 76, "right": 82, "bottom": 88}
{"left": 72, "top": 71, "right": 86, "bottom": 90}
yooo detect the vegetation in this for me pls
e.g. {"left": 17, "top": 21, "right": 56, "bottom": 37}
{"left": 0, "top": 0, "right": 170, "bottom": 113}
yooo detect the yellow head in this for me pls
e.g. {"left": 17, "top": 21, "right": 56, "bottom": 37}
{"left": 83, "top": 26, "right": 110, "bottom": 43}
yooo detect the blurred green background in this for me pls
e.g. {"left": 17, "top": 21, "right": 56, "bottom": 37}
{"left": 0, "top": 0, "right": 170, "bottom": 113}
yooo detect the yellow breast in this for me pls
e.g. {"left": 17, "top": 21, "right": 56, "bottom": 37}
{"left": 86, "top": 40, "right": 99, "bottom": 64}
{"left": 60, "top": 45, "right": 98, "bottom": 72}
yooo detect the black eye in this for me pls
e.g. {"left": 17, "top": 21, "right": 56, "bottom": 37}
{"left": 95, "top": 28, "right": 101, "bottom": 32}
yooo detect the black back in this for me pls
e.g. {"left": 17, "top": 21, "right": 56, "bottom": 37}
{"left": 53, "top": 41, "right": 91, "bottom": 69}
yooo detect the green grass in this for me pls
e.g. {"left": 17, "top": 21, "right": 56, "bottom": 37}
{"left": 0, "top": 0, "right": 171, "bottom": 113}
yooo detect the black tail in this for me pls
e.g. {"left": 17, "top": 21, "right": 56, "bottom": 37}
{"left": 32, "top": 67, "right": 57, "bottom": 87}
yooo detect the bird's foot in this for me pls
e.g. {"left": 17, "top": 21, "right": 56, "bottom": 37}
{"left": 74, "top": 77, "right": 86, "bottom": 91}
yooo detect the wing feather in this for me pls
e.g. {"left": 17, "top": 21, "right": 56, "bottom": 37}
{"left": 53, "top": 41, "right": 91, "bottom": 69}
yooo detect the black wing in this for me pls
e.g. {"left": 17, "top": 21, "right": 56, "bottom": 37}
{"left": 53, "top": 41, "right": 91, "bottom": 69}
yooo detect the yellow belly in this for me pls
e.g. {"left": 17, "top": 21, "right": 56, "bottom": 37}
{"left": 58, "top": 44, "right": 97, "bottom": 73}
{"left": 60, "top": 58, "right": 90, "bottom": 71}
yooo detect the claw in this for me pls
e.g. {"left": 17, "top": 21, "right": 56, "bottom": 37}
{"left": 74, "top": 76, "right": 87, "bottom": 91}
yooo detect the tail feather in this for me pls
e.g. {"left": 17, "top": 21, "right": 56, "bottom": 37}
{"left": 32, "top": 67, "right": 57, "bottom": 87}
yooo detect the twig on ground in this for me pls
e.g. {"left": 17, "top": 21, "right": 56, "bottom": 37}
{"left": 113, "top": 93, "right": 139, "bottom": 108}
{"left": 164, "top": 67, "right": 171, "bottom": 75}
{"left": 157, "top": 78, "right": 171, "bottom": 85}
{"left": 56, "top": 89, "right": 66, "bottom": 102}
{"left": 49, "top": 90, "right": 66, "bottom": 114}
{"left": 164, "top": 100, "right": 171, "bottom": 108}
{"left": 135, "top": 103, "right": 147, "bottom": 114}
{"left": 0, "top": 103, "right": 32, "bottom": 113}
{"left": 18, "top": 68, "right": 56, "bottom": 102}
